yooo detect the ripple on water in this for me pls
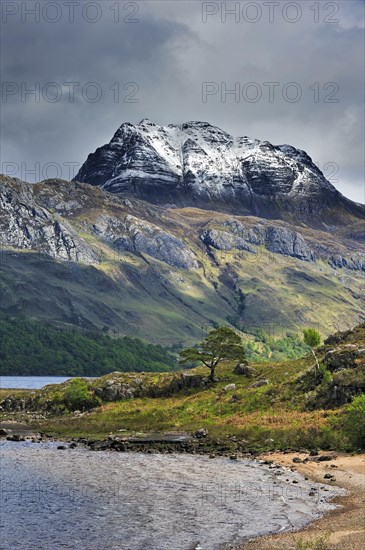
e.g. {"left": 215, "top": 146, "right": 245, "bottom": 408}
{"left": 0, "top": 441, "right": 344, "bottom": 550}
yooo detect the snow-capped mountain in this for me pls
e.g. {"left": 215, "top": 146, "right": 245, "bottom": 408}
{"left": 74, "top": 120, "right": 364, "bottom": 227}
{"left": 1, "top": 122, "right": 363, "bottom": 343}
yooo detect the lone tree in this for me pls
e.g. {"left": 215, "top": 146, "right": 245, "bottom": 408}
{"left": 303, "top": 327, "right": 321, "bottom": 371}
{"left": 179, "top": 326, "right": 246, "bottom": 382}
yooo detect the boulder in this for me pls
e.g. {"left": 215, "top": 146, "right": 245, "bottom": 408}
{"left": 89, "top": 440, "right": 111, "bottom": 451}
{"left": 224, "top": 384, "right": 236, "bottom": 391}
{"left": 2, "top": 397, "right": 16, "bottom": 411}
{"left": 250, "top": 379, "right": 269, "bottom": 388}
{"left": 310, "top": 455, "right": 334, "bottom": 462}
{"left": 111, "top": 441, "right": 127, "bottom": 452}
{"left": 6, "top": 434, "right": 25, "bottom": 442}
{"left": 195, "top": 431, "right": 207, "bottom": 441}
{"left": 234, "top": 363, "right": 256, "bottom": 377}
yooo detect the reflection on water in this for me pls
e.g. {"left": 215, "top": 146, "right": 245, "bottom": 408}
{"left": 0, "top": 441, "right": 343, "bottom": 550}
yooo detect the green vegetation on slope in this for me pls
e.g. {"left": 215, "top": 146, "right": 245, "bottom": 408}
{"left": 0, "top": 309, "right": 316, "bottom": 377}
{"left": 1, "top": 180, "right": 364, "bottom": 348}
{"left": 239, "top": 326, "right": 311, "bottom": 362}
{"left": 0, "top": 315, "right": 178, "bottom": 376}
{"left": 2, "top": 324, "right": 363, "bottom": 452}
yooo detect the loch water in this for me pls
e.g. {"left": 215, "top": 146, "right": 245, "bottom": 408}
{"left": 0, "top": 376, "right": 85, "bottom": 389}
{"left": 0, "top": 440, "right": 343, "bottom": 550}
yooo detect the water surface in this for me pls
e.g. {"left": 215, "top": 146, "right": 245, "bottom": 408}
{"left": 0, "top": 441, "right": 343, "bottom": 550}
{"left": 0, "top": 376, "right": 76, "bottom": 389}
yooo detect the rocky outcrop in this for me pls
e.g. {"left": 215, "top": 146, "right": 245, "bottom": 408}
{"left": 0, "top": 177, "right": 99, "bottom": 264}
{"left": 324, "top": 346, "right": 365, "bottom": 372}
{"left": 92, "top": 214, "right": 198, "bottom": 269}
{"left": 200, "top": 229, "right": 255, "bottom": 253}
{"left": 0, "top": 377, "right": 145, "bottom": 412}
{"left": 0, "top": 176, "right": 197, "bottom": 270}
{"left": 94, "top": 380, "right": 136, "bottom": 401}
{"left": 1, "top": 394, "right": 52, "bottom": 413}
{"left": 324, "top": 327, "right": 361, "bottom": 346}
{"left": 114, "top": 216, "right": 198, "bottom": 269}
{"left": 264, "top": 226, "right": 315, "bottom": 261}
{"left": 328, "top": 255, "right": 365, "bottom": 272}
{"left": 201, "top": 221, "right": 315, "bottom": 261}
{"left": 0, "top": 373, "right": 210, "bottom": 414}
{"left": 157, "top": 374, "right": 210, "bottom": 396}
{"left": 221, "top": 219, "right": 364, "bottom": 269}
{"left": 301, "top": 340, "right": 365, "bottom": 409}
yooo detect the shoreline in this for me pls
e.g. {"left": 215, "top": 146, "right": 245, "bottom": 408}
{"left": 235, "top": 451, "right": 365, "bottom": 550}
{"left": 1, "top": 425, "right": 364, "bottom": 548}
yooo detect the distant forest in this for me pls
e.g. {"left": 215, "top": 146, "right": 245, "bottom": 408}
{"left": 0, "top": 316, "right": 178, "bottom": 376}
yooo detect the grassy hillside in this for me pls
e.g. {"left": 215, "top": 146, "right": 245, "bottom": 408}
{"left": 2, "top": 324, "right": 364, "bottom": 452}
{"left": 1, "top": 241, "right": 363, "bottom": 349}
{"left": 1, "top": 177, "right": 364, "bottom": 347}
{"left": 0, "top": 316, "right": 178, "bottom": 376}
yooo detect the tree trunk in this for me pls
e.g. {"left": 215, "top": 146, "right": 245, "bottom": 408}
{"left": 209, "top": 366, "right": 216, "bottom": 382}
{"left": 312, "top": 348, "right": 320, "bottom": 371}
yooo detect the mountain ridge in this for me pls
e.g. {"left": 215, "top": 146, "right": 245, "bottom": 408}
{"left": 74, "top": 120, "right": 364, "bottom": 228}
{"left": 0, "top": 173, "right": 364, "bottom": 344}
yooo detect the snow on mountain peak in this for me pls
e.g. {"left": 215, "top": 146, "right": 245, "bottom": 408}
{"left": 74, "top": 120, "right": 348, "bottom": 224}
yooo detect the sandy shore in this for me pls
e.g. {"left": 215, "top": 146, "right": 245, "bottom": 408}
{"left": 236, "top": 451, "right": 365, "bottom": 550}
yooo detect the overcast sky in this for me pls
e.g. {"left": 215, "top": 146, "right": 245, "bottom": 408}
{"left": 1, "top": 0, "right": 364, "bottom": 202}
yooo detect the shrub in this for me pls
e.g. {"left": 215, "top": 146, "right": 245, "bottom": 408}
{"left": 318, "top": 364, "right": 332, "bottom": 386}
{"left": 303, "top": 328, "right": 321, "bottom": 348}
{"left": 293, "top": 531, "right": 330, "bottom": 549}
{"left": 63, "top": 378, "right": 99, "bottom": 411}
{"left": 341, "top": 394, "right": 365, "bottom": 449}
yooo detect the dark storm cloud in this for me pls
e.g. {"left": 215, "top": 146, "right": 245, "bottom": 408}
{"left": 1, "top": 0, "right": 364, "bottom": 203}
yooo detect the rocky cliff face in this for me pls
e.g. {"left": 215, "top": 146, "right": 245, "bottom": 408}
{"left": 201, "top": 222, "right": 316, "bottom": 262}
{"left": 91, "top": 213, "right": 198, "bottom": 269}
{"left": 1, "top": 175, "right": 363, "bottom": 272}
{"left": 0, "top": 177, "right": 99, "bottom": 264}
{"left": 74, "top": 120, "right": 364, "bottom": 228}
